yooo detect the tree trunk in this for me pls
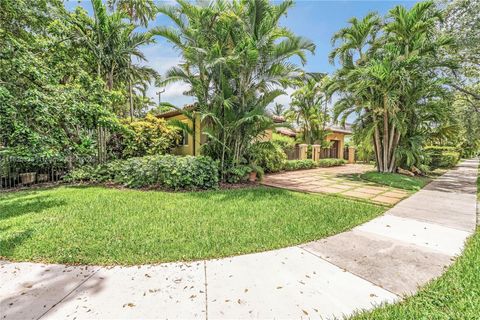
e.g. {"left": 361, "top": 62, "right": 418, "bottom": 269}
{"left": 129, "top": 79, "right": 134, "bottom": 121}
{"left": 373, "top": 121, "right": 383, "bottom": 172}
{"left": 382, "top": 96, "right": 389, "bottom": 172}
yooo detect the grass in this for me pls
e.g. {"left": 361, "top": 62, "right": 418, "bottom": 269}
{"left": 350, "top": 163, "right": 480, "bottom": 320}
{"left": 360, "top": 171, "right": 431, "bottom": 191}
{"left": 0, "top": 186, "right": 384, "bottom": 265}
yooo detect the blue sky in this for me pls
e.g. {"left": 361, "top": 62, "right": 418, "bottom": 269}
{"left": 67, "top": 0, "right": 419, "bottom": 108}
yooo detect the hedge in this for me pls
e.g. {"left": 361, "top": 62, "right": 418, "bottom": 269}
{"left": 64, "top": 155, "right": 219, "bottom": 190}
{"left": 425, "top": 146, "right": 460, "bottom": 169}
{"left": 283, "top": 158, "right": 346, "bottom": 171}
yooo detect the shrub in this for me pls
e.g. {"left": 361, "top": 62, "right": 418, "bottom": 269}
{"left": 284, "top": 159, "right": 317, "bottom": 171}
{"left": 65, "top": 155, "right": 219, "bottom": 190}
{"left": 248, "top": 141, "right": 286, "bottom": 173}
{"left": 283, "top": 158, "right": 346, "bottom": 171}
{"left": 272, "top": 133, "right": 295, "bottom": 153}
{"left": 120, "top": 114, "right": 180, "bottom": 158}
{"left": 425, "top": 146, "right": 460, "bottom": 169}
{"left": 226, "top": 165, "right": 252, "bottom": 184}
{"left": 318, "top": 158, "right": 346, "bottom": 167}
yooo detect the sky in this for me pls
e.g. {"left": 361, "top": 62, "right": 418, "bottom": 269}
{"left": 66, "top": 0, "right": 419, "bottom": 109}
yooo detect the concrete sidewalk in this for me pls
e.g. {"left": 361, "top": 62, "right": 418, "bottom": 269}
{"left": 1, "top": 159, "right": 478, "bottom": 320}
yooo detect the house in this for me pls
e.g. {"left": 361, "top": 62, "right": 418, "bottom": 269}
{"left": 156, "top": 108, "right": 352, "bottom": 159}
{"left": 156, "top": 108, "right": 203, "bottom": 156}
{"left": 270, "top": 116, "right": 352, "bottom": 159}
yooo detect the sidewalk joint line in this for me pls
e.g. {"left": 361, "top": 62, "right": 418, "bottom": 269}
{"left": 203, "top": 260, "right": 209, "bottom": 320}
{"left": 36, "top": 267, "right": 101, "bottom": 320}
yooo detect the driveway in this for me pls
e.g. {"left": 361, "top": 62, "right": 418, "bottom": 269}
{"left": 262, "top": 164, "right": 410, "bottom": 205}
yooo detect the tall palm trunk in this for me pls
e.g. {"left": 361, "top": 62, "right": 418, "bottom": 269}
{"left": 128, "top": 60, "right": 134, "bottom": 121}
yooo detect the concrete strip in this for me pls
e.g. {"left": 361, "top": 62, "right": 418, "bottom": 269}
{"left": 355, "top": 215, "right": 471, "bottom": 256}
{"left": 0, "top": 261, "right": 98, "bottom": 320}
{"left": 41, "top": 262, "right": 206, "bottom": 319}
{"left": 206, "top": 247, "right": 398, "bottom": 320}
{"left": 302, "top": 230, "right": 453, "bottom": 296}
{"left": 388, "top": 205, "right": 476, "bottom": 232}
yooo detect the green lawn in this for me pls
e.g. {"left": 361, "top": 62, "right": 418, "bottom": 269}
{"left": 0, "top": 186, "right": 384, "bottom": 265}
{"left": 351, "top": 164, "right": 480, "bottom": 320}
{"left": 360, "top": 172, "right": 431, "bottom": 191}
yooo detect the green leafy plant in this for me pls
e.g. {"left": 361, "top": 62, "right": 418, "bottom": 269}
{"left": 425, "top": 146, "right": 460, "bottom": 169}
{"left": 120, "top": 114, "right": 180, "bottom": 158}
{"left": 284, "top": 159, "right": 317, "bottom": 171}
{"left": 248, "top": 141, "right": 287, "bottom": 173}
{"left": 317, "top": 158, "right": 346, "bottom": 167}
{"left": 249, "top": 163, "right": 264, "bottom": 181}
{"left": 65, "top": 155, "right": 219, "bottom": 190}
{"left": 225, "top": 165, "right": 252, "bottom": 184}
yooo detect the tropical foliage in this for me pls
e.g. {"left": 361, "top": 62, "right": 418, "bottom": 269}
{"left": 0, "top": 0, "right": 163, "bottom": 167}
{"left": 154, "top": 0, "right": 315, "bottom": 178}
{"left": 328, "top": 1, "right": 459, "bottom": 172}
{"left": 119, "top": 114, "right": 180, "bottom": 158}
{"left": 287, "top": 75, "right": 330, "bottom": 145}
{"left": 65, "top": 154, "right": 219, "bottom": 190}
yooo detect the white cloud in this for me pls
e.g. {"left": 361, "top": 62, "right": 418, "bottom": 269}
{"left": 140, "top": 43, "right": 195, "bottom": 107}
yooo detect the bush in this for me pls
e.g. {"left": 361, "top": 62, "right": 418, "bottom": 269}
{"left": 271, "top": 133, "right": 295, "bottom": 153}
{"left": 248, "top": 141, "right": 286, "bottom": 173}
{"left": 283, "top": 158, "right": 346, "bottom": 171}
{"left": 318, "top": 158, "right": 346, "bottom": 167}
{"left": 119, "top": 114, "right": 180, "bottom": 158}
{"left": 425, "top": 146, "right": 460, "bottom": 169}
{"left": 226, "top": 165, "right": 252, "bottom": 183}
{"left": 284, "top": 159, "right": 317, "bottom": 171}
{"left": 65, "top": 155, "right": 219, "bottom": 190}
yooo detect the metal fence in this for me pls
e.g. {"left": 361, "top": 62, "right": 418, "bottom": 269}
{"left": 285, "top": 145, "right": 300, "bottom": 160}
{"left": 0, "top": 155, "right": 95, "bottom": 190}
{"left": 320, "top": 147, "right": 338, "bottom": 159}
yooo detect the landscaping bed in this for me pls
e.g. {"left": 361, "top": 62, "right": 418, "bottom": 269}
{"left": 0, "top": 186, "right": 384, "bottom": 265}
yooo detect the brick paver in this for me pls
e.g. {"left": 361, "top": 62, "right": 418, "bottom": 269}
{"left": 262, "top": 164, "right": 414, "bottom": 205}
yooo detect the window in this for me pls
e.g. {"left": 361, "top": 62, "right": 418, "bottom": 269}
{"left": 180, "top": 130, "right": 189, "bottom": 146}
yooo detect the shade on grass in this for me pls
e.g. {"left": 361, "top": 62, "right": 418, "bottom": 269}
{"left": 0, "top": 186, "right": 384, "bottom": 265}
{"left": 360, "top": 172, "right": 431, "bottom": 191}
{"left": 350, "top": 165, "right": 480, "bottom": 320}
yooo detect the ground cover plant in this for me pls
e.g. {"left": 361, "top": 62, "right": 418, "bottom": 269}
{"left": 350, "top": 164, "right": 480, "bottom": 320}
{"left": 0, "top": 186, "right": 384, "bottom": 265}
{"left": 65, "top": 155, "right": 219, "bottom": 190}
{"left": 283, "top": 159, "right": 346, "bottom": 171}
{"left": 360, "top": 172, "right": 431, "bottom": 191}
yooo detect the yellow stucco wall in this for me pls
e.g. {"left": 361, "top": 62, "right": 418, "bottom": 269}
{"left": 325, "top": 132, "right": 346, "bottom": 159}
{"left": 168, "top": 114, "right": 202, "bottom": 156}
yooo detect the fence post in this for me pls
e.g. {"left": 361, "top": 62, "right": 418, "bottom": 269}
{"left": 348, "top": 146, "right": 356, "bottom": 164}
{"left": 312, "top": 144, "right": 321, "bottom": 161}
{"left": 298, "top": 144, "right": 308, "bottom": 160}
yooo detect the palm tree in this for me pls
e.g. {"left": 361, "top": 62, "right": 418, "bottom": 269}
{"left": 289, "top": 77, "right": 330, "bottom": 145}
{"left": 154, "top": 0, "right": 315, "bottom": 177}
{"left": 329, "top": 12, "right": 381, "bottom": 66}
{"left": 330, "top": 1, "right": 453, "bottom": 172}
{"left": 71, "top": 0, "right": 156, "bottom": 118}
{"left": 271, "top": 103, "right": 286, "bottom": 117}
{"left": 107, "top": 0, "right": 157, "bottom": 27}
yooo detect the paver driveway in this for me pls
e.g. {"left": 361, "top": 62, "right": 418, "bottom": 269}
{"left": 262, "top": 163, "right": 410, "bottom": 205}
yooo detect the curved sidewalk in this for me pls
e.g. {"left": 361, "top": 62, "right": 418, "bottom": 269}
{"left": 1, "top": 159, "right": 478, "bottom": 320}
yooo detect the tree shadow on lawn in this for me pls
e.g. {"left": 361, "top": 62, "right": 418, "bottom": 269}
{"left": 0, "top": 194, "right": 66, "bottom": 221}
